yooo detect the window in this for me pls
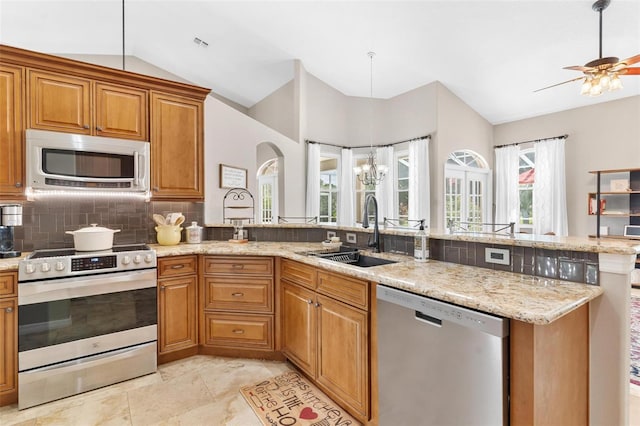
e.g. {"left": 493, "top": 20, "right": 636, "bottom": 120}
{"left": 444, "top": 150, "right": 490, "bottom": 231}
{"left": 319, "top": 157, "right": 338, "bottom": 223}
{"left": 257, "top": 158, "right": 278, "bottom": 224}
{"left": 519, "top": 149, "right": 535, "bottom": 226}
{"left": 354, "top": 156, "right": 376, "bottom": 224}
{"left": 396, "top": 152, "right": 410, "bottom": 226}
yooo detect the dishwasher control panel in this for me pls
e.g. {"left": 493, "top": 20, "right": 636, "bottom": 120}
{"left": 377, "top": 284, "right": 509, "bottom": 337}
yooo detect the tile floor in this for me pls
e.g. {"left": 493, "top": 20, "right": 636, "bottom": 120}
{"left": 2, "top": 354, "right": 639, "bottom": 425}
{"left": 0, "top": 356, "right": 292, "bottom": 426}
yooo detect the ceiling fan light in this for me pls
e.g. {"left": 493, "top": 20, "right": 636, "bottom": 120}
{"left": 580, "top": 79, "right": 592, "bottom": 95}
{"left": 610, "top": 74, "right": 623, "bottom": 91}
{"left": 599, "top": 73, "right": 611, "bottom": 89}
{"left": 589, "top": 83, "right": 603, "bottom": 96}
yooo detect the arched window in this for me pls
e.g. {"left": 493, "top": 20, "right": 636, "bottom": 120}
{"left": 257, "top": 158, "right": 279, "bottom": 223}
{"left": 444, "top": 150, "right": 491, "bottom": 231}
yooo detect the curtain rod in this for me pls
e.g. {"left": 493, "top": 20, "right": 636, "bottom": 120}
{"left": 305, "top": 134, "right": 430, "bottom": 150}
{"left": 494, "top": 134, "right": 568, "bottom": 149}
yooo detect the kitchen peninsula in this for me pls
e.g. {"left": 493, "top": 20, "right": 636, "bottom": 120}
{"left": 2, "top": 232, "right": 637, "bottom": 425}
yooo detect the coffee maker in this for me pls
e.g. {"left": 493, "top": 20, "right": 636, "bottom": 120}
{"left": 0, "top": 204, "right": 22, "bottom": 258}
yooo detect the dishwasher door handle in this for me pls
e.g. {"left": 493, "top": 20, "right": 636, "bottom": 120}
{"left": 415, "top": 310, "right": 442, "bottom": 327}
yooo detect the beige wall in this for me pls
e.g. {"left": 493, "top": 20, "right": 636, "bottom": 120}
{"left": 494, "top": 95, "right": 640, "bottom": 237}
{"left": 248, "top": 80, "right": 296, "bottom": 141}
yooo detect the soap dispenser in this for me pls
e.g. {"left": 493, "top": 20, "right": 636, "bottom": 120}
{"left": 414, "top": 220, "right": 429, "bottom": 262}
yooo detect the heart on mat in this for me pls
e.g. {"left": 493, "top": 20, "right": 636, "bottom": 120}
{"left": 299, "top": 407, "right": 318, "bottom": 420}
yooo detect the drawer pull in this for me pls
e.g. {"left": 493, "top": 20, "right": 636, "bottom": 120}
{"left": 232, "top": 329, "right": 245, "bottom": 334}
{"left": 171, "top": 264, "right": 185, "bottom": 269}
{"left": 314, "top": 302, "right": 321, "bottom": 308}
{"left": 231, "top": 292, "right": 244, "bottom": 297}
{"left": 232, "top": 264, "right": 245, "bottom": 269}
{"left": 307, "top": 299, "right": 313, "bottom": 304}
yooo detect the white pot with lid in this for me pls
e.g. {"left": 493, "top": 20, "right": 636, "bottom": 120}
{"left": 65, "top": 224, "right": 121, "bottom": 251}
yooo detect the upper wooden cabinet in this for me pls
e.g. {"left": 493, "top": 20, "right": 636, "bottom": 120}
{"left": 151, "top": 92, "right": 204, "bottom": 200}
{"left": 0, "top": 64, "right": 24, "bottom": 198}
{"left": 28, "top": 70, "right": 148, "bottom": 140}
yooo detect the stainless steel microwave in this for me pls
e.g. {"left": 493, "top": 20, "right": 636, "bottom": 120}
{"left": 26, "top": 129, "right": 150, "bottom": 194}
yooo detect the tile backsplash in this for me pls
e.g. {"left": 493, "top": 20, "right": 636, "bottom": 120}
{"left": 5, "top": 198, "right": 203, "bottom": 252}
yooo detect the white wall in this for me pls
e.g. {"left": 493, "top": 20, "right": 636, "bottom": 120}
{"left": 203, "top": 95, "right": 305, "bottom": 224}
{"left": 494, "top": 95, "right": 640, "bottom": 237}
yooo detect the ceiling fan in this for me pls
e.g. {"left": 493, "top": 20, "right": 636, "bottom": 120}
{"left": 535, "top": 0, "right": 640, "bottom": 96}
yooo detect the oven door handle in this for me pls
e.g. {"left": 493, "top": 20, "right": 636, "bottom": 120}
{"left": 19, "top": 269, "right": 157, "bottom": 305}
{"left": 133, "top": 151, "right": 140, "bottom": 187}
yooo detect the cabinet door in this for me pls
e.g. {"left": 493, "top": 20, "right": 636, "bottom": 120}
{"left": 158, "top": 276, "right": 197, "bottom": 354}
{"left": 29, "top": 70, "right": 92, "bottom": 134}
{"left": 95, "top": 83, "right": 148, "bottom": 140}
{"left": 281, "top": 280, "right": 317, "bottom": 377}
{"left": 150, "top": 92, "right": 203, "bottom": 200}
{"left": 0, "top": 298, "right": 17, "bottom": 396}
{"left": 0, "top": 65, "right": 24, "bottom": 197}
{"left": 316, "top": 294, "right": 369, "bottom": 418}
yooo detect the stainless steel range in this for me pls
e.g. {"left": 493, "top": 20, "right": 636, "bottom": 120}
{"left": 17, "top": 244, "right": 158, "bottom": 409}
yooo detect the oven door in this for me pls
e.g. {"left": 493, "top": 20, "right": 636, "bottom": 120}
{"left": 18, "top": 269, "right": 157, "bottom": 370}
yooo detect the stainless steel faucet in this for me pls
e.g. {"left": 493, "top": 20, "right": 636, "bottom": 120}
{"left": 362, "top": 194, "right": 380, "bottom": 253}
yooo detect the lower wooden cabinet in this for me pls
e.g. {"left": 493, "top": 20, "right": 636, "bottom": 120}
{"left": 157, "top": 256, "right": 198, "bottom": 361}
{"left": 200, "top": 256, "right": 276, "bottom": 355}
{"left": 281, "top": 262, "right": 370, "bottom": 422}
{"left": 0, "top": 272, "right": 17, "bottom": 406}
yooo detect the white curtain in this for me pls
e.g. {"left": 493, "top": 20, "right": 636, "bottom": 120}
{"left": 338, "top": 148, "right": 354, "bottom": 226}
{"left": 375, "top": 146, "right": 395, "bottom": 221}
{"left": 408, "top": 137, "right": 430, "bottom": 225}
{"left": 494, "top": 145, "right": 520, "bottom": 232}
{"left": 305, "top": 142, "right": 320, "bottom": 220}
{"left": 534, "top": 138, "right": 568, "bottom": 236}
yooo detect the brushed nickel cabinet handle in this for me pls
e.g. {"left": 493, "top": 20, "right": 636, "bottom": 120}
{"left": 15, "top": 182, "right": 22, "bottom": 188}
{"left": 171, "top": 264, "right": 185, "bottom": 269}
{"left": 307, "top": 299, "right": 313, "bottom": 304}
{"left": 232, "top": 329, "right": 245, "bottom": 334}
{"left": 314, "top": 302, "right": 321, "bottom": 308}
{"left": 96, "top": 126, "right": 103, "bottom": 131}
{"left": 5, "top": 307, "right": 13, "bottom": 313}
{"left": 83, "top": 124, "right": 89, "bottom": 129}
{"left": 231, "top": 292, "right": 244, "bottom": 297}
{"left": 232, "top": 264, "right": 245, "bottom": 269}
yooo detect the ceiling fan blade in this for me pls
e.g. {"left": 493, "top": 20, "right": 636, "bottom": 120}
{"left": 563, "top": 65, "right": 595, "bottom": 72}
{"left": 619, "top": 54, "right": 640, "bottom": 66}
{"left": 534, "top": 77, "right": 585, "bottom": 93}
{"left": 620, "top": 67, "right": 640, "bottom": 75}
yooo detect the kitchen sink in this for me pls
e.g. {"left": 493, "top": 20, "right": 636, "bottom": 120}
{"left": 308, "top": 248, "right": 398, "bottom": 268}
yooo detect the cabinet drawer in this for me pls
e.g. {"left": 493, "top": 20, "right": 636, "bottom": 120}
{"left": 203, "top": 277, "right": 273, "bottom": 313}
{"left": 317, "top": 271, "right": 369, "bottom": 310}
{"left": 204, "top": 256, "right": 273, "bottom": 276}
{"left": 157, "top": 255, "right": 197, "bottom": 278}
{"left": 0, "top": 273, "right": 17, "bottom": 298}
{"left": 203, "top": 313, "right": 273, "bottom": 350}
{"left": 281, "top": 259, "right": 316, "bottom": 289}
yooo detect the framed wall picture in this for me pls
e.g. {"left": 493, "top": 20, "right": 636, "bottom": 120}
{"left": 219, "top": 164, "right": 247, "bottom": 189}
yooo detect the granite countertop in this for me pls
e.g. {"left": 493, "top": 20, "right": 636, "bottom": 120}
{"left": 0, "top": 240, "right": 605, "bottom": 325}
{"left": 153, "top": 241, "right": 603, "bottom": 325}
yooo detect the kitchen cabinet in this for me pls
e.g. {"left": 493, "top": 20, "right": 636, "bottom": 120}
{"left": 157, "top": 256, "right": 198, "bottom": 363}
{"left": 28, "top": 70, "right": 148, "bottom": 140}
{"left": 200, "top": 256, "right": 275, "bottom": 355}
{"left": 280, "top": 259, "right": 370, "bottom": 422}
{"left": 150, "top": 92, "right": 204, "bottom": 200}
{"left": 0, "top": 272, "right": 17, "bottom": 406}
{"left": 0, "top": 64, "right": 24, "bottom": 198}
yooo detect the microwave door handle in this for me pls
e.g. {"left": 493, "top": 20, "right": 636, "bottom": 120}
{"left": 133, "top": 151, "right": 139, "bottom": 187}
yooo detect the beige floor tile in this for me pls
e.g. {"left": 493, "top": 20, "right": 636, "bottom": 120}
{"left": 128, "top": 371, "right": 213, "bottom": 425}
{"left": 32, "top": 393, "right": 131, "bottom": 426}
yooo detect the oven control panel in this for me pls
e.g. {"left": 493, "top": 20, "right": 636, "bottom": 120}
{"left": 18, "top": 248, "right": 157, "bottom": 282}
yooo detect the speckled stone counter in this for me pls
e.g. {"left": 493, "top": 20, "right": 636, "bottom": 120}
{"left": 153, "top": 241, "right": 603, "bottom": 325}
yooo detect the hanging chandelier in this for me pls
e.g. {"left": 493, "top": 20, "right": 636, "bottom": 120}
{"left": 354, "top": 52, "right": 387, "bottom": 187}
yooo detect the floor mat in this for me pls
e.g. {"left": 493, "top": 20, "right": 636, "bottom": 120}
{"left": 240, "top": 370, "right": 361, "bottom": 426}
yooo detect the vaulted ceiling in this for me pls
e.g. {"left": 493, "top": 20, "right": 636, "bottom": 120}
{"left": 2, "top": 0, "right": 639, "bottom": 124}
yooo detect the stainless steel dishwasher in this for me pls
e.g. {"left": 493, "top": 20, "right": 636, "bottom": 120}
{"left": 377, "top": 284, "right": 509, "bottom": 425}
